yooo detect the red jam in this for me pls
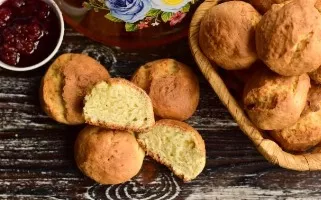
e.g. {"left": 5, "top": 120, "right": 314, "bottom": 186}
{"left": 0, "top": 0, "right": 61, "bottom": 67}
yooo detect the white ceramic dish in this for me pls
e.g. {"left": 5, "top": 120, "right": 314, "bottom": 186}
{"left": 0, "top": 0, "right": 64, "bottom": 71}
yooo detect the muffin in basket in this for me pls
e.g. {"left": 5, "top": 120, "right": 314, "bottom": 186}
{"left": 189, "top": 0, "right": 321, "bottom": 171}
{"left": 243, "top": 67, "right": 310, "bottom": 130}
{"left": 250, "top": 0, "right": 321, "bottom": 13}
{"left": 199, "top": 1, "right": 261, "bottom": 70}
{"left": 270, "top": 85, "right": 321, "bottom": 152}
{"left": 256, "top": 0, "right": 321, "bottom": 76}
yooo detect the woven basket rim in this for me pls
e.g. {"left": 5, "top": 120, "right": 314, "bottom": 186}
{"left": 188, "top": 0, "right": 321, "bottom": 171}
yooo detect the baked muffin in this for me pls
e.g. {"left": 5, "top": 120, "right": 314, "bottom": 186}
{"left": 75, "top": 126, "right": 145, "bottom": 185}
{"left": 83, "top": 78, "right": 155, "bottom": 132}
{"left": 131, "top": 59, "right": 199, "bottom": 121}
{"left": 137, "top": 119, "right": 206, "bottom": 182}
{"left": 270, "top": 85, "right": 321, "bottom": 152}
{"left": 243, "top": 67, "right": 310, "bottom": 130}
{"left": 249, "top": 0, "right": 288, "bottom": 13}
{"left": 256, "top": 0, "right": 321, "bottom": 76}
{"left": 40, "top": 53, "right": 110, "bottom": 125}
{"left": 199, "top": 1, "right": 261, "bottom": 70}
{"left": 250, "top": 0, "right": 321, "bottom": 13}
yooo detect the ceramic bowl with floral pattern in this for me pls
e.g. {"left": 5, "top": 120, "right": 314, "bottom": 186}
{"left": 55, "top": 0, "right": 201, "bottom": 48}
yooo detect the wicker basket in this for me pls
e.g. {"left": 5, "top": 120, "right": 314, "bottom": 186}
{"left": 189, "top": 0, "right": 321, "bottom": 171}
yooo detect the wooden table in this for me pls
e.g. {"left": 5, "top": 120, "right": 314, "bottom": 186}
{"left": 1, "top": 26, "right": 321, "bottom": 199}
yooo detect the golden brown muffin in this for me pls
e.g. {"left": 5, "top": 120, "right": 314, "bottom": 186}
{"left": 131, "top": 59, "right": 199, "bottom": 121}
{"left": 256, "top": 0, "right": 321, "bottom": 76}
{"left": 249, "top": 0, "right": 289, "bottom": 13}
{"left": 199, "top": 1, "right": 261, "bottom": 70}
{"left": 270, "top": 85, "right": 321, "bottom": 152}
{"left": 40, "top": 53, "right": 110, "bottom": 125}
{"left": 137, "top": 119, "right": 206, "bottom": 182}
{"left": 250, "top": 0, "right": 321, "bottom": 13}
{"left": 243, "top": 67, "right": 310, "bottom": 130}
{"left": 74, "top": 125, "right": 145, "bottom": 185}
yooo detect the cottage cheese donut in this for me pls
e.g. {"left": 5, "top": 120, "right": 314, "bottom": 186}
{"left": 270, "top": 85, "right": 321, "bottom": 152}
{"left": 137, "top": 119, "right": 206, "bottom": 182}
{"left": 249, "top": 0, "right": 288, "bottom": 13}
{"left": 256, "top": 0, "right": 321, "bottom": 76}
{"left": 250, "top": 0, "right": 321, "bottom": 13}
{"left": 243, "top": 67, "right": 310, "bottom": 130}
{"left": 74, "top": 126, "right": 145, "bottom": 185}
{"left": 131, "top": 59, "right": 199, "bottom": 121}
{"left": 199, "top": 1, "right": 261, "bottom": 70}
{"left": 40, "top": 53, "right": 110, "bottom": 125}
{"left": 83, "top": 78, "right": 155, "bottom": 132}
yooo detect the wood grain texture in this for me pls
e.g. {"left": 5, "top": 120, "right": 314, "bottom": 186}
{"left": 1, "top": 26, "right": 321, "bottom": 199}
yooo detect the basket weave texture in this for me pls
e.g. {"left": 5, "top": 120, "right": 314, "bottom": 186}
{"left": 188, "top": 0, "right": 321, "bottom": 171}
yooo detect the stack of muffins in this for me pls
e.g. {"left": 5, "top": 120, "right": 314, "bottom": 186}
{"left": 199, "top": 0, "right": 321, "bottom": 152}
{"left": 40, "top": 54, "right": 206, "bottom": 184}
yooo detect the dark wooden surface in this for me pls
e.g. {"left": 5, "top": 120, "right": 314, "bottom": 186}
{"left": 1, "top": 26, "right": 321, "bottom": 199}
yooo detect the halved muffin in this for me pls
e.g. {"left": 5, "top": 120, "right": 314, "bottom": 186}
{"left": 40, "top": 53, "right": 110, "bottom": 125}
{"left": 83, "top": 78, "right": 155, "bottom": 132}
{"left": 137, "top": 119, "right": 206, "bottom": 182}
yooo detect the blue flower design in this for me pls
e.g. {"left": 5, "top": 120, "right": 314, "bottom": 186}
{"left": 105, "top": 0, "right": 152, "bottom": 23}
